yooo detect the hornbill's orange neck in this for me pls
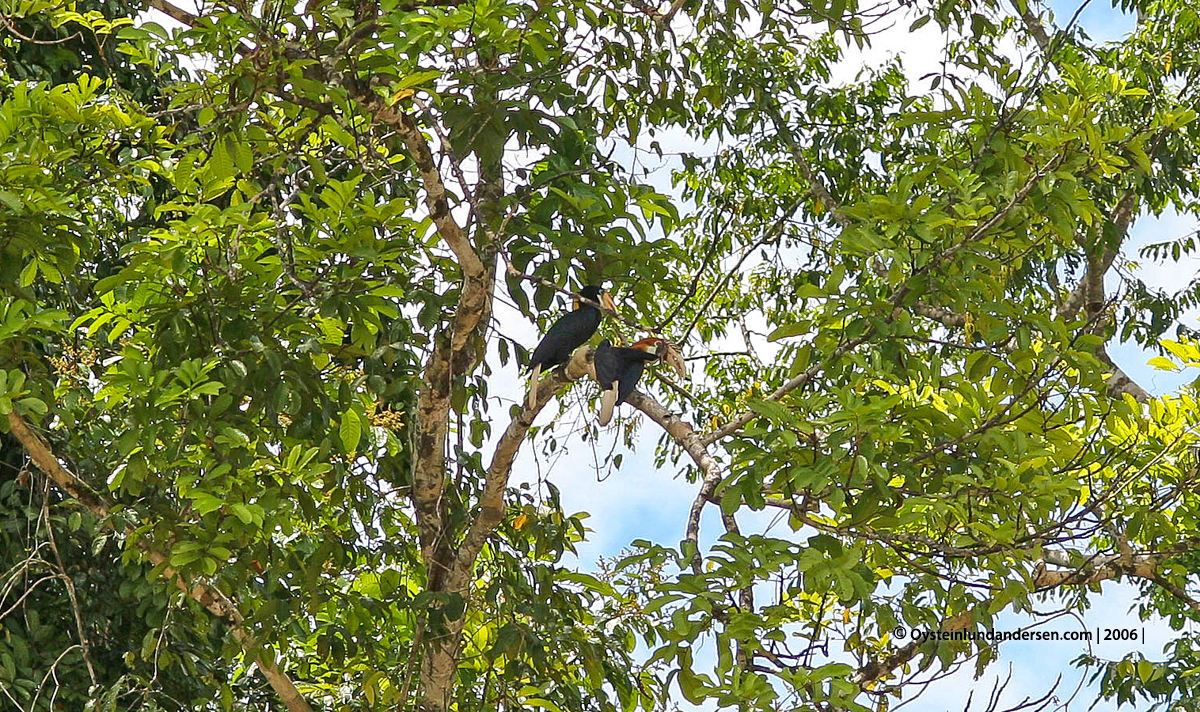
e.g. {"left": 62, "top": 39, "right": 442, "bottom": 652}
{"left": 628, "top": 337, "right": 668, "bottom": 357}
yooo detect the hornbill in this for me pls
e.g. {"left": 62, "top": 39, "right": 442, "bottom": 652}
{"left": 594, "top": 337, "right": 668, "bottom": 426}
{"left": 527, "top": 285, "right": 615, "bottom": 408}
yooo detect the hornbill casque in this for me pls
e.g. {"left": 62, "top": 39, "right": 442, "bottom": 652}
{"left": 593, "top": 337, "right": 669, "bottom": 426}
{"left": 526, "top": 285, "right": 615, "bottom": 408}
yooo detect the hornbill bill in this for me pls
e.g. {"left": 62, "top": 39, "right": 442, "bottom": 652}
{"left": 594, "top": 337, "right": 669, "bottom": 426}
{"left": 527, "top": 285, "right": 615, "bottom": 408}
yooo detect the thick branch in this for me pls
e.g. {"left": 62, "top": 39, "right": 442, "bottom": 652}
{"left": 393, "top": 112, "right": 484, "bottom": 279}
{"left": 9, "top": 414, "right": 111, "bottom": 513}
{"left": 409, "top": 272, "right": 496, "bottom": 586}
{"left": 346, "top": 89, "right": 492, "bottom": 350}
{"left": 764, "top": 102, "right": 850, "bottom": 229}
{"left": 1059, "top": 192, "right": 1136, "bottom": 322}
{"left": 852, "top": 610, "right": 976, "bottom": 686}
{"left": 452, "top": 348, "right": 598, "bottom": 587}
{"left": 335, "top": 74, "right": 499, "bottom": 712}
{"left": 143, "top": 0, "right": 199, "bottom": 27}
{"left": 422, "top": 349, "right": 601, "bottom": 712}
{"left": 657, "top": 0, "right": 689, "bottom": 27}
{"left": 358, "top": 101, "right": 494, "bottom": 590}
{"left": 1096, "top": 344, "right": 1151, "bottom": 402}
{"left": 1033, "top": 550, "right": 1160, "bottom": 589}
{"left": 7, "top": 412, "right": 315, "bottom": 712}
{"left": 351, "top": 102, "right": 493, "bottom": 569}
{"left": 1013, "top": 0, "right": 1053, "bottom": 53}
{"left": 411, "top": 334, "right": 456, "bottom": 576}
{"left": 625, "top": 390, "right": 726, "bottom": 574}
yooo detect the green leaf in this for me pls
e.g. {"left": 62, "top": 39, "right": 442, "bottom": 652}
{"left": 230, "top": 503, "right": 254, "bottom": 524}
{"left": 0, "top": 190, "right": 26, "bottom": 212}
{"left": 193, "top": 493, "right": 224, "bottom": 515}
{"left": 395, "top": 69, "right": 443, "bottom": 91}
{"left": 15, "top": 398, "right": 46, "bottom": 416}
{"left": 747, "top": 398, "right": 796, "bottom": 426}
{"left": 1147, "top": 356, "right": 1179, "bottom": 372}
{"left": 768, "top": 322, "right": 810, "bottom": 341}
{"left": 18, "top": 260, "right": 37, "bottom": 288}
{"left": 340, "top": 408, "right": 362, "bottom": 453}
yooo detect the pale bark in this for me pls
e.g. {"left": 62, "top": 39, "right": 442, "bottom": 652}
{"left": 390, "top": 117, "right": 495, "bottom": 710}
{"left": 625, "top": 390, "right": 727, "bottom": 573}
{"left": 456, "top": 348, "right": 597, "bottom": 582}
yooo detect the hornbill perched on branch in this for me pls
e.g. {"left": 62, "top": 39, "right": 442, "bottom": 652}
{"left": 527, "top": 285, "right": 615, "bottom": 408}
{"left": 594, "top": 337, "right": 670, "bottom": 426}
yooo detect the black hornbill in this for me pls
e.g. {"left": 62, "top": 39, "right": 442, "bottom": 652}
{"left": 594, "top": 337, "right": 668, "bottom": 426}
{"left": 527, "top": 285, "right": 615, "bottom": 408}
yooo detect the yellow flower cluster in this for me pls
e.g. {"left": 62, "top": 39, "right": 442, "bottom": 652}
{"left": 49, "top": 346, "right": 99, "bottom": 376}
{"left": 370, "top": 408, "right": 406, "bottom": 430}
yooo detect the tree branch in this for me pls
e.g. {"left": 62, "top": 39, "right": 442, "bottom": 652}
{"left": 143, "top": 0, "right": 198, "bottom": 27}
{"left": 342, "top": 95, "right": 495, "bottom": 593}
{"left": 1010, "top": 5, "right": 1151, "bottom": 402}
{"left": 7, "top": 412, "right": 316, "bottom": 712}
{"left": 853, "top": 543, "right": 1195, "bottom": 686}
{"left": 764, "top": 101, "right": 850, "bottom": 229}
{"left": 392, "top": 109, "right": 487, "bottom": 297}
{"left": 766, "top": 97, "right": 975, "bottom": 335}
{"left": 852, "top": 610, "right": 976, "bottom": 686}
{"left": 142, "top": 0, "right": 255, "bottom": 56}
{"left": 452, "top": 348, "right": 598, "bottom": 586}
{"left": 1096, "top": 344, "right": 1151, "bottom": 402}
{"left": 329, "top": 71, "right": 504, "bottom": 712}
{"left": 1033, "top": 550, "right": 1160, "bottom": 589}
{"left": 1012, "top": 0, "right": 1053, "bottom": 53}
{"left": 625, "top": 390, "right": 726, "bottom": 574}
{"left": 41, "top": 486, "right": 96, "bottom": 685}
{"left": 656, "top": 0, "right": 690, "bottom": 28}
{"left": 1059, "top": 192, "right": 1136, "bottom": 323}
{"left": 701, "top": 332, "right": 873, "bottom": 445}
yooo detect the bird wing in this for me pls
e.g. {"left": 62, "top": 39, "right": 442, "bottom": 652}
{"left": 616, "top": 360, "right": 647, "bottom": 405}
{"left": 529, "top": 308, "right": 601, "bottom": 370}
{"left": 593, "top": 340, "right": 621, "bottom": 388}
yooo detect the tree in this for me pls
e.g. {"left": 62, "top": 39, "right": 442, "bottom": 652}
{"left": 2, "top": 0, "right": 1200, "bottom": 710}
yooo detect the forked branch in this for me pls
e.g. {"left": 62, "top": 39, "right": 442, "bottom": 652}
{"left": 625, "top": 390, "right": 727, "bottom": 574}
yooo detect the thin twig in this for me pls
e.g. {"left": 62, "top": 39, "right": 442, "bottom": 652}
{"left": 41, "top": 481, "right": 97, "bottom": 685}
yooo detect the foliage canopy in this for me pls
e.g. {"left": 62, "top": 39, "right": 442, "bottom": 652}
{"left": 3, "top": 0, "right": 1200, "bottom": 710}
